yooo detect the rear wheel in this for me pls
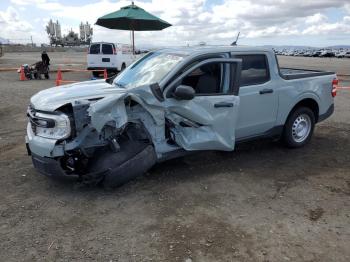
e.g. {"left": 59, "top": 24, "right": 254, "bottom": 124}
{"left": 283, "top": 107, "right": 315, "bottom": 148}
{"left": 92, "top": 71, "right": 100, "bottom": 78}
{"left": 121, "top": 63, "right": 126, "bottom": 71}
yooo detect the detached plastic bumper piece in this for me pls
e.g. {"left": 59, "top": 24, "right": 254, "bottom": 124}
{"left": 31, "top": 153, "right": 72, "bottom": 180}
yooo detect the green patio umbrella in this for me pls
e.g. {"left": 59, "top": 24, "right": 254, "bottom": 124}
{"left": 96, "top": 2, "right": 172, "bottom": 54}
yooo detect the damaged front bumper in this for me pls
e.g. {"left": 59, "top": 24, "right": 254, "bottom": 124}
{"left": 26, "top": 122, "right": 78, "bottom": 180}
{"left": 28, "top": 143, "right": 157, "bottom": 187}
{"left": 30, "top": 152, "right": 75, "bottom": 180}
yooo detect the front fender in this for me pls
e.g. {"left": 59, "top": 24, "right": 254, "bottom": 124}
{"left": 88, "top": 94, "right": 129, "bottom": 132}
{"left": 88, "top": 87, "right": 165, "bottom": 133}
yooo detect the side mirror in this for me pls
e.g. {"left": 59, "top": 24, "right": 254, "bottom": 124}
{"left": 173, "top": 85, "right": 195, "bottom": 100}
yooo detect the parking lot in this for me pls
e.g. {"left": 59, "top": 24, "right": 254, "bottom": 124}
{"left": 0, "top": 51, "right": 349, "bottom": 262}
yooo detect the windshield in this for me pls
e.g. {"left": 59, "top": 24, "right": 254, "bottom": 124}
{"left": 113, "top": 52, "right": 186, "bottom": 89}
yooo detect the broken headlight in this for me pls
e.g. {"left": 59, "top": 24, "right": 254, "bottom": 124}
{"left": 31, "top": 112, "right": 71, "bottom": 140}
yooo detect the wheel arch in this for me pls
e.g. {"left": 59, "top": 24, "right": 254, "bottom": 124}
{"left": 285, "top": 98, "right": 320, "bottom": 125}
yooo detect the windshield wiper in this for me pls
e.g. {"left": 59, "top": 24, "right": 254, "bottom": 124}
{"left": 115, "top": 82, "right": 126, "bottom": 88}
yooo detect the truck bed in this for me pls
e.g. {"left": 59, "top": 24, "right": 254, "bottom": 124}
{"left": 280, "top": 68, "right": 335, "bottom": 80}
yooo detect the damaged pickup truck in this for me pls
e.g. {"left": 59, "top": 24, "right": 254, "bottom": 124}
{"left": 26, "top": 46, "right": 337, "bottom": 187}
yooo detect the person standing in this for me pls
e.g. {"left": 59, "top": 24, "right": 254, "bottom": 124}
{"left": 41, "top": 51, "right": 50, "bottom": 66}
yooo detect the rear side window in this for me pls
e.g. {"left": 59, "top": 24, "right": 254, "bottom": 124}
{"left": 235, "top": 55, "right": 270, "bottom": 86}
{"left": 89, "top": 44, "right": 100, "bottom": 54}
{"left": 102, "top": 44, "right": 113, "bottom": 55}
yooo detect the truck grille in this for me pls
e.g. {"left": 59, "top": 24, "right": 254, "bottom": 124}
{"left": 27, "top": 105, "right": 37, "bottom": 134}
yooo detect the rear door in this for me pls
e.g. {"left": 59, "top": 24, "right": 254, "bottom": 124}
{"left": 87, "top": 43, "right": 101, "bottom": 68}
{"left": 233, "top": 54, "right": 278, "bottom": 139}
{"left": 164, "top": 58, "right": 242, "bottom": 151}
{"left": 100, "top": 43, "right": 116, "bottom": 68}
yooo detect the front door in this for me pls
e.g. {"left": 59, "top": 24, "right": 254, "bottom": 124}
{"left": 164, "top": 58, "right": 242, "bottom": 151}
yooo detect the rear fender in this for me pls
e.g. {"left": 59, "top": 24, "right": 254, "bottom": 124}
{"left": 277, "top": 92, "right": 321, "bottom": 126}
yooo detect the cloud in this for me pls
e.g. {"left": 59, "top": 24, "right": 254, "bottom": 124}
{"left": 0, "top": 6, "right": 33, "bottom": 42}
{"left": 10, "top": 0, "right": 46, "bottom": 5}
{"left": 305, "top": 13, "right": 328, "bottom": 24}
{"left": 37, "top": 2, "right": 64, "bottom": 11}
{"left": 4, "top": 0, "right": 350, "bottom": 46}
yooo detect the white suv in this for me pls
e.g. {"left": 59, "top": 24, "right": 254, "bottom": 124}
{"left": 87, "top": 42, "right": 134, "bottom": 76}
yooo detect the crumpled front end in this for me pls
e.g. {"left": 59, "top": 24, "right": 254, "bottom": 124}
{"left": 25, "top": 86, "right": 172, "bottom": 185}
{"left": 26, "top": 101, "right": 96, "bottom": 180}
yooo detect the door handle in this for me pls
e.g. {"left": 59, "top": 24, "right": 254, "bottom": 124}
{"left": 214, "top": 102, "right": 234, "bottom": 108}
{"left": 259, "top": 89, "right": 274, "bottom": 95}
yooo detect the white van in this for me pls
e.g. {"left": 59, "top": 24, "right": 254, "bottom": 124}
{"left": 87, "top": 42, "right": 134, "bottom": 76}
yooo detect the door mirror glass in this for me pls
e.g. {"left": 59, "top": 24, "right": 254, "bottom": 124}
{"left": 173, "top": 85, "right": 195, "bottom": 100}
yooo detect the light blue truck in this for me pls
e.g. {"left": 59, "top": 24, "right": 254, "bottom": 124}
{"left": 26, "top": 46, "right": 337, "bottom": 186}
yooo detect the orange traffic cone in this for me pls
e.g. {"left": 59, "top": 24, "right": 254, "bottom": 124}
{"left": 19, "top": 66, "right": 26, "bottom": 81}
{"left": 104, "top": 69, "right": 108, "bottom": 79}
{"left": 56, "top": 68, "right": 62, "bottom": 86}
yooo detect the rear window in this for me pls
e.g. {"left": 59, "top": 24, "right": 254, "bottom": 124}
{"left": 89, "top": 44, "right": 100, "bottom": 54}
{"left": 235, "top": 55, "right": 270, "bottom": 86}
{"left": 102, "top": 44, "right": 114, "bottom": 55}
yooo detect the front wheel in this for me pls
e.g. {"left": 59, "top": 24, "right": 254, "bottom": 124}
{"left": 282, "top": 107, "right": 315, "bottom": 148}
{"left": 87, "top": 139, "right": 157, "bottom": 188}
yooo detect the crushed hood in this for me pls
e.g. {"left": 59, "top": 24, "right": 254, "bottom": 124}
{"left": 29, "top": 78, "right": 164, "bottom": 136}
{"left": 30, "top": 80, "right": 127, "bottom": 111}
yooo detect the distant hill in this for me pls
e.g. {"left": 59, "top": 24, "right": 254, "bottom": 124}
{"left": 326, "top": 45, "right": 350, "bottom": 49}
{"left": 263, "top": 45, "right": 350, "bottom": 50}
{"left": 263, "top": 45, "right": 312, "bottom": 49}
{"left": 0, "top": 37, "right": 10, "bottom": 44}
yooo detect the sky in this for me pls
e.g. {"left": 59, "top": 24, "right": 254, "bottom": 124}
{"left": 1, "top": 0, "right": 350, "bottom": 47}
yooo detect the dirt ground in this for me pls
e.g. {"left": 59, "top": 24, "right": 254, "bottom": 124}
{"left": 0, "top": 52, "right": 349, "bottom": 262}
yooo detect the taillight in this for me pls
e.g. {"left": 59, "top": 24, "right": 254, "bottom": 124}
{"left": 332, "top": 78, "right": 338, "bottom": 97}
{"left": 113, "top": 48, "right": 116, "bottom": 55}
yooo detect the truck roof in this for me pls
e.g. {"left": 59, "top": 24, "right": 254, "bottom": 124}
{"left": 157, "top": 45, "right": 273, "bottom": 56}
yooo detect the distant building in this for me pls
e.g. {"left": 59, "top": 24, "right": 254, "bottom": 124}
{"left": 80, "top": 22, "right": 93, "bottom": 44}
{"left": 46, "top": 19, "right": 93, "bottom": 47}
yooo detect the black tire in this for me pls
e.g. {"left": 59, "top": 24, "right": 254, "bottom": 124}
{"left": 88, "top": 139, "right": 157, "bottom": 188}
{"left": 45, "top": 73, "right": 49, "bottom": 79}
{"left": 282, "top": 107, "right": 315, "bottom": 148}
{"left": 92, "top": 71, "right": 100, "bottom": 78}
{"left": 121, "top": 63, "right": 126, "bottom": 71}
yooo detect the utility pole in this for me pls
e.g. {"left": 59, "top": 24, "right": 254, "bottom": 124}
{"left": 30, "top": 35, "right": 34, "bottom": 47}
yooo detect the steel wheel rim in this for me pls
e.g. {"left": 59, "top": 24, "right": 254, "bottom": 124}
{"left": 292, "top": 114, "right": 311, "bottom": 143}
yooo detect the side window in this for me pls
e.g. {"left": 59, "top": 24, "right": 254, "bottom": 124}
{"left": 180, "top": 62, "right": 232, "bottom": 95}
{"left": 89, "top": 44, "right": 100, "bottom": 54}
{"left": 235, "top": 55, "right": 270, "bottom": 86}
{"left": 102, "top": 44, "right": 113, "bottom": 55}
